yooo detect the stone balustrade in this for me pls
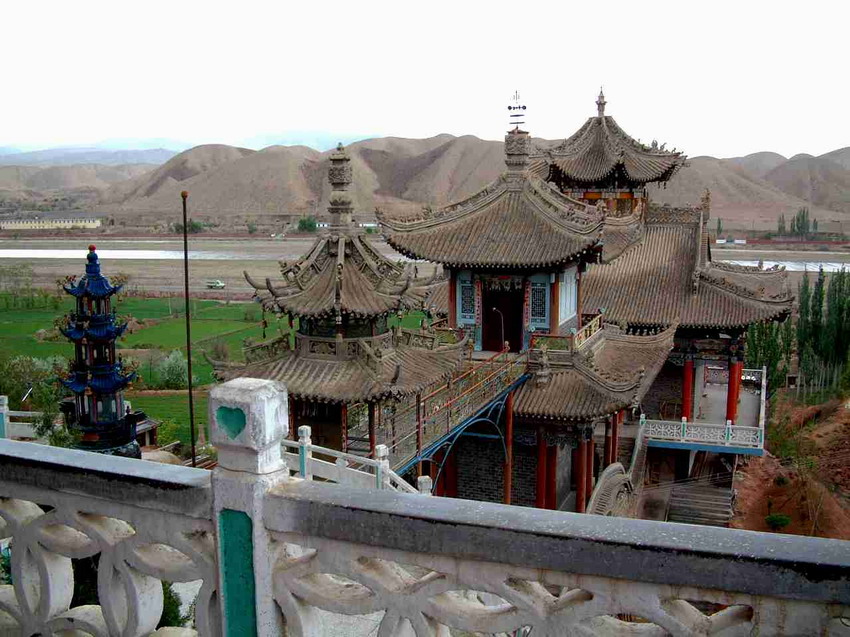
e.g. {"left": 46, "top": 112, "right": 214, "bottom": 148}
{"left": 1, "top": 377, "right": 848, "bottom": 636}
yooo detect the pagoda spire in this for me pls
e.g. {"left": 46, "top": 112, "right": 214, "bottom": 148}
{"left": 328, "top": 142, "right": 354, "bottom": 229}
{"left": 596, "top": 87, "right": 607, "bottom": 117}
{"left": 60, "top": 245, "right": 141, "bottom": 458}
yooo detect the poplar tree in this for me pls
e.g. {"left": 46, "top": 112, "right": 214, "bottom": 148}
{"left": 811, "top": 266, "right": 825, "bottom": 358}
{"left": 797, "top": 271, "right": 811, "bottom": 363}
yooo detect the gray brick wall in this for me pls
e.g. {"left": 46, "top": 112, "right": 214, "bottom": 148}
{"left": 643, "top": 361, "right": 683, "bottom": 420}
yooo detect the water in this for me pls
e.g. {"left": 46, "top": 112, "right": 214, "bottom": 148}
{"left": 722, "top": 260, "right": 848, "bottom": 273}
{"left": 0, "top": 248, "right": 270, "bottom": 261}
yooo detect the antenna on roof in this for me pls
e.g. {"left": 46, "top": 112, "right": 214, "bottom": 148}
{"left": 507, "top": 90, "right": 526, "bottom": 129}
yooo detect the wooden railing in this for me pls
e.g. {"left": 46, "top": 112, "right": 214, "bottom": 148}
{"left": 529, "top": 313, "right": 604, "bottom": 352}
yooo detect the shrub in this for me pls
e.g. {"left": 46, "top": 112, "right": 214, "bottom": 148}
{"left": 247, "top": 222, "right": 257, "bottom": 234}
{"left": 297, "top": 216, "right": 318, "bottom": 232}
{"left": 210, "top": 339, "right": 229, "bottom": 361}
{"left": 243, "top": 306, "right": 258, "bottom": 322}
{"left": 765, "top": 513, "right": 791, "bottom": 531}
{"left": 155, "top": 350, "right": 189, "bottom": 389}
{"left": 774, "top": 475, "right": 789, "bottom": 487}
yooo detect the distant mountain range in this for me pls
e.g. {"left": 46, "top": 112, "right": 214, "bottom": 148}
{"left": 0, "top": 147, "right": 177, "bottom": 166}
{"left": 1, "top": 137, "right": 848, "bottom": 230}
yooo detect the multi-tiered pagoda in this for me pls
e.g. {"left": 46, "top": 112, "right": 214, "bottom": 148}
{"left": 212, "top": 144, "right": 466, "bottom": 453}
{"left": 60, "top": 246, "right": 141, "bottom": 457}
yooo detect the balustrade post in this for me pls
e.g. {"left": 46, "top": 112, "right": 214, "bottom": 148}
{"left": 209, "top": 378, "right": 290, "bottom": 637}
{"left": 298, "top": 425, "right": 313, "bottom": 480}
{"left": 417, "top": 474, "right": 433, "bottom": 495}
{"left": 416, "top": 393, "right": 423, "bottom": 476}
{"left": 375, "top": 444, "right": 391, "bottom": 490}
{"left": 681, "top": 417, "right": 687, "bottom": 440}
{"left": 0, "top": 395, "right": 7, "bottom": 438}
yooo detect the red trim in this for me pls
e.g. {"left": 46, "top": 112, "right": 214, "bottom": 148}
{"left": 682, "top": 358, "right": 695, "bottom": 421}
{"left": 575, "top": 438, "right": 587, "bottom": 513}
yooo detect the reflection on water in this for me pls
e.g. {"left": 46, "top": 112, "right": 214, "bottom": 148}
{"left": 722, "top": 260, "right": 848, "bottom": 272}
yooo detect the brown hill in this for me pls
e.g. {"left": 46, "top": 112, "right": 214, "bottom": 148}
{"left": 0, "top": 164, "right": 154, "bottom": 194}
{"left": 820, "top": 147, "right": 850, "bottom": 171}
{"left": 763, "top": 155, "right": 850, "bottom": 214}
{"left": 99, "top": 136, "right": 505, "bottom": 221}
{"left": 647, "top": 157, "right": 836, "bottom": 228}
{"left": 726, "top": 151, "right": 787, "bottom": 178}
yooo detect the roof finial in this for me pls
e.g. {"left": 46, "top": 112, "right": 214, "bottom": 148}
{"left": 507, "top": 90, "right": 527, "bottom": 131}
{"left": 596, "top": 87, "right": 606, "bottom": 117}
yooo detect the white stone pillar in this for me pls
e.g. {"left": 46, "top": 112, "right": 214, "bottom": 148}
{"left": 209, "top": 378, "right": 289, "bottom": 637}
{"left": 0, "top": 395, "right": 8, "bottom": 438}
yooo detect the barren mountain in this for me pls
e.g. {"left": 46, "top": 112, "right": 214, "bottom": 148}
{"left": 726, "top": 151, "right": 787, "bottom": 178}
{"left": 647, "top": 156, "right": 834, "bottom": 227}
{"left": 100, "top": 136, "right": 505, "bottom": 220}
{"left": 0, "top": 147, "right": 177, "bottom": 166}
{"left": 763, "top": 155, "right": 850, "bottom": 214}
{"left": 821, "top": 147, "right": 850, "bottom": 171}
{"left": 0, "top": 164, "right": 155, "bottom": 194}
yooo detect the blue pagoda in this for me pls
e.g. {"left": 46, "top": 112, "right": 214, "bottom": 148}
{"left": 60, "top": 245, "right": 141, "bottom": 457}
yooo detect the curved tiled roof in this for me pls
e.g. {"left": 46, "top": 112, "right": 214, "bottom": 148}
{"left": 379, "top": 173, "right": 604, "bottom": 269}
{"left": 215, "top": 337, "right": 465, "bottom": 403}
{"left": 583, "top": 209, "right": 793, "bottom": 329}
{"left": 515, "top": 324, "right": 676, "bottom": 421}
{"left": 245, "top": 233, "right": 442, "bottom": 319}
{"left": 543, "top": 116, "right": 685, "bottom": 185}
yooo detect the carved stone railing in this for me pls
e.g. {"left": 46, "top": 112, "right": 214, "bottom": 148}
{"left": 587, "top": 425, "right": 648, "bottom": 516}
{"left": 0, "top": 395, "right": 43, "bottom": 439}
{"left": 1, "top": 377, "right": 848, "bottom": 636}
{"left": 644, "top": 416, "right": 763, "bottom": 450}
{"left": 529, "top": 312, "right": 604, "bottom": 353}
{"left": 0, "top": 441, "right": 218, "bottom": 636}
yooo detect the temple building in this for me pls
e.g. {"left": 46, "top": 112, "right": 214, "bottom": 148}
{"left": 380, "top": 128, "right": 605, "bottom": 353}
{"left": 211, "top": 144, "right": 466, "bottom": 453}
{"left": 59, "top": 246, "right": 144, "bottom": 457}
{"left": 378, "top": 124, "right": 685, "bottom": 511}
{"left": 536, "top": 89, "right": 685, "bottom": 217}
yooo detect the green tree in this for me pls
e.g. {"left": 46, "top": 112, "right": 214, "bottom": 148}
{"left": 778, "top": 214, "right": 786, "bottom": 235}
{"left": 246, "top": 221, "right": 257, "bottom": 234}
{"left": 716, "top": 218, "right": 722, "bottom": 236}
{"left": 155, "top": 350, "right": 190, "bottom": 389}
{"left": 797, "top": 271, "right": 811, "bottom": 364}
{"left": 811, "top": 266, "right": 825, "bottom": 358}
{"left": 298, "top": 216, "right": 318, "bottom": 233}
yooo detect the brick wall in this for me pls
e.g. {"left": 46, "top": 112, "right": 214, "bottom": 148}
{"left": 643, "top": 361, "right": 683, "bottom": 420}
{"left": 453, "top": 426, "right": 573, "bottom": 509}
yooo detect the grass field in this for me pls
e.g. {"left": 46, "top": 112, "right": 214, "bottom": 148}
{"left": 126, "top": 392, "right": 210, "bottom": 446}
{"left": 0, "top": 292, "right": 427, "bottom": 445}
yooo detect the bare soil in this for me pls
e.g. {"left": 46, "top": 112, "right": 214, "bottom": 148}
{"left": 730, "top": 400, "right": 850, "bottom": 540}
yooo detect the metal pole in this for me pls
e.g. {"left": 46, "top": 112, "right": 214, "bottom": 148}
{"left": 181, "top": 191, "right": 197, "bottom": 467}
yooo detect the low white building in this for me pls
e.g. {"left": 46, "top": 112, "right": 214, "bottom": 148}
{"left": 0, "top": 217, "right": 101, "bottom": 230}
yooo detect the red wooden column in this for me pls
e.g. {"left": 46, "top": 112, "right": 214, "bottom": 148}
{"left": 445, "top": 449, "right": 458, "bottom": 497}
{"left": 503, "top": 391, "right": 514, "bottom": 505}
{"left": 575, "top": 436, "right": 587, "bottom": 513}
{"left": 585, "top": 437, "right": 594, "bottom": 504}
{"left": 448, "top": 269, "right": 457, "bottom": 328}
{"left": 549, "top": 275, "right": 560, "bottom": 334}
{"left": 603, "top": 417, "right": 612, "bottom": 466}
{"left": 536, "top": 427, "right": 548, "bottom": 509}
{"left": 726, "top": 358, "right": 741, "bottom": 424}
{"left": 546, "top": 444, "right": 557, "bottom": 509}
{"left": 611, "top": 412, "right": 621, "bottom": 465}
{"left": 682, "top": 355, "right": 695, "bottom": 421}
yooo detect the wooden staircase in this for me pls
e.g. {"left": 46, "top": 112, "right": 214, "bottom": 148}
{"left": 667, "top": 481, "right": 734, "bottom": 527}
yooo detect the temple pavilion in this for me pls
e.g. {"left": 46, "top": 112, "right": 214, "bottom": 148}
{"left": 212, "top": 144, "right": 465, "bottom": 453}
{"left": 378, "top": 124, "right": 686, "bottom": 512}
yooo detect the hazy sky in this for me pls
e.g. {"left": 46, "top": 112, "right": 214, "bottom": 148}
{"left": 3, "top": 0, "right": 847, "bottom": 158}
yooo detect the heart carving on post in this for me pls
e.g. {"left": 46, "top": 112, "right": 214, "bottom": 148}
{"left": 216, "top": 406, "right": 247, "bottom": 440}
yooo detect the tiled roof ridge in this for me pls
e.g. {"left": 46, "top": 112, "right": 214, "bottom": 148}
{"left": 699, "top": 267, "right": 793, "bottom": 304}
{"left": 523, "top": 176, "right": 606, "bottom": 235}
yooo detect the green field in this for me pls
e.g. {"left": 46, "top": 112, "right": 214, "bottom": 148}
{"left": 126, "top": 392, "right": 210, "bottom": 446}
{"left": 0, "top": 293, "right": 427, "bottom": 445}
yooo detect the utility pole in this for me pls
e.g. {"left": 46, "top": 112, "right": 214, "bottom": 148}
{"left": 181, "top": 191, "right": 197, "bottom": 467}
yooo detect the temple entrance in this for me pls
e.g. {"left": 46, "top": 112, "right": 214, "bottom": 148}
{"left": 482, "top": 287, "right": 524, "bottom": 352}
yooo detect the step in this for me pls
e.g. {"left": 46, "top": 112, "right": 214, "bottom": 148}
{"left": 668, "top": 503, "right": 731, "bottom": 516}
{"left": 670, "top": 494, "right": 732, "bottom": 508}
{"left": 668, "top": 509, "right": 731, "bottom": 521}
{"left": 668, "top": 516, "right": 729, "bottom": 528}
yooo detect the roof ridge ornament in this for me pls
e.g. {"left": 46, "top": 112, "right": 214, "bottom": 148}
{"left": 596, "top": 87, "right": 606, "bottom": 117}
{"left": 328, "top": 142, "right": 354, "bottom": 229}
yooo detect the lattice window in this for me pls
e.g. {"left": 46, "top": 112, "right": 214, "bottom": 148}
{"left": 530, "top": 283, "right": 548, "bottom": 322}
{"left": 459, "top": 283, "right": 475, "bottom": 321}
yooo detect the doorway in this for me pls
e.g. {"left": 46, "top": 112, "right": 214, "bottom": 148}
{"left": 482, "top": 287, "right": 524, "bottom": 352}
